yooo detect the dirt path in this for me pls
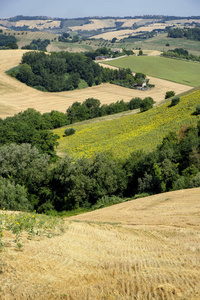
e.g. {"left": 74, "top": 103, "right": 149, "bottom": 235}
{"left": 0, "top": 50, "right": 192, "bottom": 118}
{"left": 1, "top": 188, "right": 200, "bottom": 299}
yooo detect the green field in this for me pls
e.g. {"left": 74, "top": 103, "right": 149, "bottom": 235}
{"left": 102, "top": 55, "right": 200, "bottom": 87}
{"left": 53, "top": 90, "right": 200, "bottom": 160}
{"left": 117, "top": 33, "right": 200, "bottom": 56}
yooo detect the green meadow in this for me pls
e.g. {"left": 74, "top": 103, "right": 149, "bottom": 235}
{"left": 54, "top": 90, "right": 200, "bottom": 160}
{"left": 102, "top": 56, "right": 200, "bottom": 87}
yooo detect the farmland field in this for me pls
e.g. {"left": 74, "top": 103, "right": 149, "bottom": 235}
{"left": 102, "top": 55, "right": 200, "bottom": 87}
{"left": 90, "top": 23, "right": 167, "bottom": 40}
{"left": 115, "top": 33, "right": 200, "bottom": 56}
{"left": 1, "top": 188, "right": 200, "bottom": 299}
{"left": 2, "top": 30, "right": 57, "bottom": 48}
{"left": 54, "top": 89, "right": 200, "bottom": 159}
{"left": 0, "top": 50, "right": 191, "bottom": 118}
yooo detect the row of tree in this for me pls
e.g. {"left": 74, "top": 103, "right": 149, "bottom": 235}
{"left": 0, "top": 96, "right": 155, "bottom": 157}
{"left": 21, "top": 38, "right": 50, "bottom": 51}
{"left": 0, "top": 122, "right": 200, "bottom": 213}
{"left": 168, "top": 27, "right": 200, "bottom": 41}
{"left": 0, "top": 33, "right": 18, "bottom": 49}
{"left": 162, "top": 48, "right": 200, "bottom": 62}
{"left": 65, "top": 96, "right": 154, "bottom": 123}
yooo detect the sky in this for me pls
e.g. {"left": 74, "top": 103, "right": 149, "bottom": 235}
{"left": 0, "top": 0, "right": 200, "bottom": 19}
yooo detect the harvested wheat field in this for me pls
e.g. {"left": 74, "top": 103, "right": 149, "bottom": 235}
{"left": 0, "top": 50, "right": 192, "bottom": 118}
{"left": 90, "top": 24, "right": 167, "bottom": 40}
{"left": 69, "top": 19, "right": 116, "bottom": 31}
{"left": 1, "top": 188, "right": 200, "bottom": 299}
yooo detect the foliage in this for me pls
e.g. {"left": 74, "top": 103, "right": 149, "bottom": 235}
{"left": 66, "top": 96, "right": 151, "bottom": 124}
{"left": 171, "top": 96, "right": 180, "bottom": 106}
{"left": 140, "top": 97, "right": 155, "bottom": 112}
{"left": 168, "top": 27, "right": 200, "bottom": 41}
{"left": 165, "top": 91, "right": 175, "bottom": 99}
{"left": 54, "top": 90, "right": 200, "bottom": 161}
{"left": 64, "top": 128, "right": 76, "bottom": 136}
{"left": 21, "top": 38, "right": 50, "bottom": 51}
{"left": 0, "top": 177, "right": 31, "bottom": 211}
{"left": 0, "top": 108, "right": 62, "bottom": 159}
{"left": 0, "top": 91, "right": 200, "bottom": 213}
{"left": 12, "top": 50, "right": 146, "bottom": 92}
{"left": 0, "top": 33, "right": 17, "bottom": 48}
{"left": 162, "top": 48, "right": 200, "bottom": 62}
{"left": 195, "top": 105, "right": 200, "bottom": 115}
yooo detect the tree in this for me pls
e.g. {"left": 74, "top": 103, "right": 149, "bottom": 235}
{"left": 195, "top": 105, "right": 200, "bottom": 115}
{"left": 139, "top": 50, "right": 143, "bottom": 56}
{"left": 165, "top": 91, "right": 175, "bottom": 99}
{"left": 16, "top": 63, "right": 34, "bottom": 86}
{"left": 0, "top": 177, "right": 31, "bottom": 211}
{"left": 64, "top": 128, "right": 75, "bottom": 136}
{"left": 140, "top": 97, "right": 154, "bottom": 112}
{"left": 129, "top": 97, "right": 142, "bottom": 110}
{"left": 111, "top": 37, "right": 117, "bottom": 43}
{"left": 171, "top": 96, "right": 180, "bottom": 106}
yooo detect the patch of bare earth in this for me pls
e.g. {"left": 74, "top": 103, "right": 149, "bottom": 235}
{"left": 1, "top": 188, "right": 200, "bottom": 299}
{"left": 0, "top": 50, "right": 192, "bottom": 119}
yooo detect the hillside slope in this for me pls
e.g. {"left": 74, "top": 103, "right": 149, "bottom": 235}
{"left": 0, "top": 50, "right": 191, "bottom": 118}
{"left": 1, "top": 188, "right": 200, "bottom": 299}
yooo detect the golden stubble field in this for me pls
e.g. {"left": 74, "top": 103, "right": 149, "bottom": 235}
{"left": 0, "top": 50, "right": 192, "bottom": 119}
{"left": 1, "top": 188, "right": 200, "bottom": 299}
{"left": 89, "top": 24, "right": 167, "bottom": 40}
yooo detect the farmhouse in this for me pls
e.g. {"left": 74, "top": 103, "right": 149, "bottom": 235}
{"left": 95, "top": 56, "right": 107, "bottom": 61}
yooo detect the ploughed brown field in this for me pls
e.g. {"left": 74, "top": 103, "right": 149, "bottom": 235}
{"left": 0, "top": 50, "right": 191, "bottom": 118}
{"left": 1, "top": 188, "right": 200, "bottom": 299}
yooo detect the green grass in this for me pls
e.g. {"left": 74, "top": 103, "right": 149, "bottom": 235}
{"left": 53, "top": 90, "right": 200, "bottom": 160}
{"left": 102, "top": 55, "right": 200, "bottom": 87}
{"left": 117, "top": 33, "right": 200, "bottom": 56}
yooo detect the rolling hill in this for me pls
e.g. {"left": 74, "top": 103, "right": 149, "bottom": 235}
{"left": 0, "top": 50, "right": 191, "bottom": 119}
{"left": 1, "top": 188, "right": 200, "bottom": 299}
{"left": 53, "top": 88, "right": 200, "bottom": 159}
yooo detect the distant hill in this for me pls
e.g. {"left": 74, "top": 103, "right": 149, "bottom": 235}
{"left": 1, "top": 15, "right": 200, "bottom": 37}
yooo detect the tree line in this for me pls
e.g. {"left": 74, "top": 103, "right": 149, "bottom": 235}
{"left": 162, "top": 48, "right": 200, "bottom": 62}
{"left": 168, "top": 27, "right": 200, "bottom": 41}
{"left": 0, "top": 33, "right": 18, "bottom": 49}
{"left": 21, "top": 38, "right": 50, "bottom": 51}
{"left": 0, "top": 121, "right": 200, "bottom": 214}
{"left": 0, "top": 97, "right": 155, "bottom": 160}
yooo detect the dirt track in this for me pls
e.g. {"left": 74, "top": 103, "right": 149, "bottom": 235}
{"left": 0, "top": 50, "right": 192, "bottom": 118}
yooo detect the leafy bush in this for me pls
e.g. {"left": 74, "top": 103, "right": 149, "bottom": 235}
{"left": 140, "top": 97, "right": 154, "bottom": 112}
{"left": 165, "top": 91, "right": 175, "bottom": 99}
{"left": 171, "top": 96, "right": 180, "bottom": 106}
{"left": 64, "top": 128, "right": 76, "bottom": 136}
{"left": 195, "top": 105, "right": 200, "bottom": 115}
{"left": 0, "top": 177, "right": 32, "bottom": 211}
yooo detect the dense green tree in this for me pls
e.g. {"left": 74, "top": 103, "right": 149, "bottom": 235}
{"left": 140, "top": 97, "right": 154, "bottom": 112}
{"left": 165, "top": 91, "right": 175, "bottom": 99}
{"left": 0, "top": 177, "right": 31, "bottom": 211}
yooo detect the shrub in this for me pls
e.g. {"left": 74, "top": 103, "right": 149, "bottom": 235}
{"left": 171, "top": 96, "right": 180, "bottom": 106}
{"left": 64, "top": 128, "right": 76, "bottom": 136}
{"left": 195, "top": 105, "right": 200, "bottom": 115}
{"left": 165, "top": 91, "right": 175, "bottom": 99}
{"left": 0, "top": 177, "right": 32, "bottom": 211}
{"left": 140, "top": 97, "right": 154, "bottom": 112}
{"left": 129, "top": 97, "right": 142, "bottom": 110}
